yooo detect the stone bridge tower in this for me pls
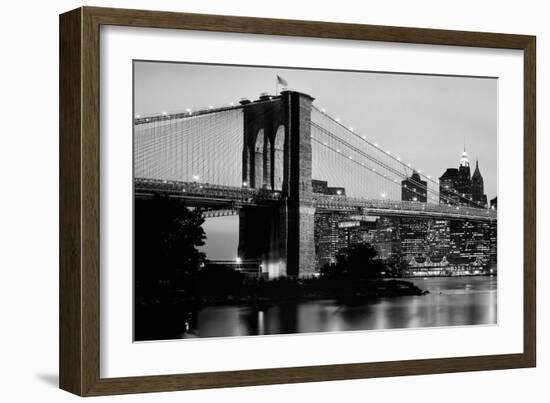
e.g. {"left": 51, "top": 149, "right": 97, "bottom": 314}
{"left": 238, "top": 91, "right": 315, "bottom": 278}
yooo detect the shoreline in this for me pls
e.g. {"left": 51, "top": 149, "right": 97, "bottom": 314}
{"left": 136, "top": 279, "right": 427, "bottom": 309}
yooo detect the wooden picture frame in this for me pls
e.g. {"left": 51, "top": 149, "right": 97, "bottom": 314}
{"left": 59, "top": 6, "right": 536, "bottom": 396}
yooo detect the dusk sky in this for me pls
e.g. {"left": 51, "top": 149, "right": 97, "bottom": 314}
{"left": 134, "top": 61, "right": 498, "bottom": 260}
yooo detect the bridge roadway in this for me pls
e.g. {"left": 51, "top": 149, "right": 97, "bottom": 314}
{"left": 134, "top": 178, "right": 497, "bottom": 222}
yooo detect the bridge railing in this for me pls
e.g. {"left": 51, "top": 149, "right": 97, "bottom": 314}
{"left": 134, "top": 178, "right": 284, "bottom": 202}
{"left": 134, "top": 178, "right": 497, "bottom": 221}
{"left": 313, "top": 194, "right": 497, "bottom": 220}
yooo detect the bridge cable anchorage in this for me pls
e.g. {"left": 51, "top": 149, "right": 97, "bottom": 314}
{"left": 311, "top": 105, "right": 488, "bottom": 209}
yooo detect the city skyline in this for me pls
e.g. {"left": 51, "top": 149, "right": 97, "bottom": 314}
{"left": 134, "top": 61, "right": 498, "bottom": 200}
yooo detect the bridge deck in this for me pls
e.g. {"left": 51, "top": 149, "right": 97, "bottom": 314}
{"left": 134, "top": 178, "right": 497, "bottom": 222}
{"left": 134, "top": 178, "right": 283, "bottom": 207}
{"left": 313, "top": 194, "right": 497, "bottom": 222}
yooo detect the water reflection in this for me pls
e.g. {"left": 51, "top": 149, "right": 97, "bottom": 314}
{"left": 177, "top": 276, "right": 497, "bottom": 339}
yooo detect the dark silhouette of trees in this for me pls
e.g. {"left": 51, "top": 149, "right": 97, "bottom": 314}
{"left": 195, "top": 265, "right": 245, "bottom": 299}
{"left": 321, "top": 243, "right": 386, "bottom": 279}
{"left": 134, "top": 196, "right": 206, "bottom": 295}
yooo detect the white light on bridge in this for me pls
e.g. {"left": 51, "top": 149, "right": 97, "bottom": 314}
{"left": 135, "top": 114, "right": 141, "bottom": 118}
{"left": 381, "top": 192, "right": 387, "bottom": 198}
{"left": 230, "top": 102, "right": 235, "bottom": 106}
{"left": 349, "top": 127, "right": 354, "bottom": 131}
{"left": 336, "top": 149, "right": 341, "bottom": 153}
{"left": 361, "top": 136, "right": 366, "bottom": 140}
{"left": 321, "top": 108, "right": 326, "bottom": 113}
{"left": 192, "top": 175, "right": 200, "bottom": 181}
{"left": 428, "top": 175, "right": 431, "bottom": 179}
{"left": 397, "top": 157, "right": 401, "bottom": 161}
{"left": 162, "top": 111, "right": 167, "bottom": 115}
{"left": 374, "top": 143, "right": 379, "bottom": 147}
{"left": 335, "top": 118, "right": 341, "bottom": 122}
{"left": 336, "top": 190, "right": 342, "bottom": 195}
{"left": 209, "top": 105, "right": 214, "bottom": 109}
{"left": 348, "top": 155, "right": 353, "bottom": 159}
{"left": 386, "top": 150, "right": 391, "bottom": 155}
{"left": 323, "top": 142, "right": 328, "bottom": 146}
{"left": 243, "top": 181, "right": 248, "bottom": 187}
{"left": 235, "top": 257, "right": 242, "bottom": 263}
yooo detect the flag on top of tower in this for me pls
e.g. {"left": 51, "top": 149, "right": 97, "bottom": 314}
{"left": 277, "top": 75, "right": 288, "bottom": 86}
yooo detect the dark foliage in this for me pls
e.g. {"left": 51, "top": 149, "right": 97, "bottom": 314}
{"left": 320, "top": 243, "right": 386, "bottom": 280}
{"left": 134, "top": 196, "right": 206, "bottom": 296}
{"left": 195, "top": 265, "right": 245, "bottom": 299}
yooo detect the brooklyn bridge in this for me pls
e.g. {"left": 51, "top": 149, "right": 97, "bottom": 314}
{"left": 134, "top": 90, "right": 497, "bottom": 278}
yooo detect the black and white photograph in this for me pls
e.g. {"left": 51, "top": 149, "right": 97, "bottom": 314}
{"left": 133, "top": 61, "right": 498, "bottom": 342}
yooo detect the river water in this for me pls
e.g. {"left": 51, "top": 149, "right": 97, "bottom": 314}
{"left": 177, "top": 276, "right": 497, "bottom": 339}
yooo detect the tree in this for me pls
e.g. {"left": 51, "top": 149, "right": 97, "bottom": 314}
{"left": 321, "top": 243, "right": 386, "bottom": 279}
{"left": 134, "top": 195, "right": 206, "bottom": 294}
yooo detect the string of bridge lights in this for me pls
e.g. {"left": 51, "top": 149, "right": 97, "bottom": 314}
{"left": 311, "top": 137, "right": 443, "bottom": 205}
{"left": 310, "top": 125, "right": 447, "bottom": 205}
{"left": 313, "top": 105, "right": 437, "bottom": 183}
{"left": 312, "top": 105, "right": 487, "bottom": 208}
{"left": 134, "top": 96, "right": 281, "bottom": 123}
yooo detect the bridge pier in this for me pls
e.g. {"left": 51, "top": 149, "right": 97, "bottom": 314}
{"left": 238, "top": 206, "right": 287, "bottom": 277}
{"left": 284, "top": 91, "right": 316, "bottom": 277}
{"left": 240, "top": 91, "right": 316, "bottom": 278}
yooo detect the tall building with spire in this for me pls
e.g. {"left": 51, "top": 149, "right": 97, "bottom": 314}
{"left": 471, "top": 159, "right": 488, "bottom": 207}
{"left": 438, "top": 146, "right": 488, "bottom": 208}
{"left": 456, "top": 147, "right": 472, "bottom": 201}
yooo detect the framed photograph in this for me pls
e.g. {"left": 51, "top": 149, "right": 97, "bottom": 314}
{"left": 59, "top": 6, "right": 536, "bottom": 396}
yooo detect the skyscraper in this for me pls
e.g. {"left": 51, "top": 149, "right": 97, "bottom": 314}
{"left": 401, "top": 171, "right": 427, "bottom": 202}
{"left": 490, "top": 196, "right": 497, "bottom": 210}
{"left": 471, "top": 159, "right": 488, "bottom": 207}
{"left": 438, "top": 147, "right": 488, "bottom": 208}
{"left": 439, "top": 168, "right": 460, "bottom": 205}
{"left": 456, "top": 148, "right": 473, "bottom": 202}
